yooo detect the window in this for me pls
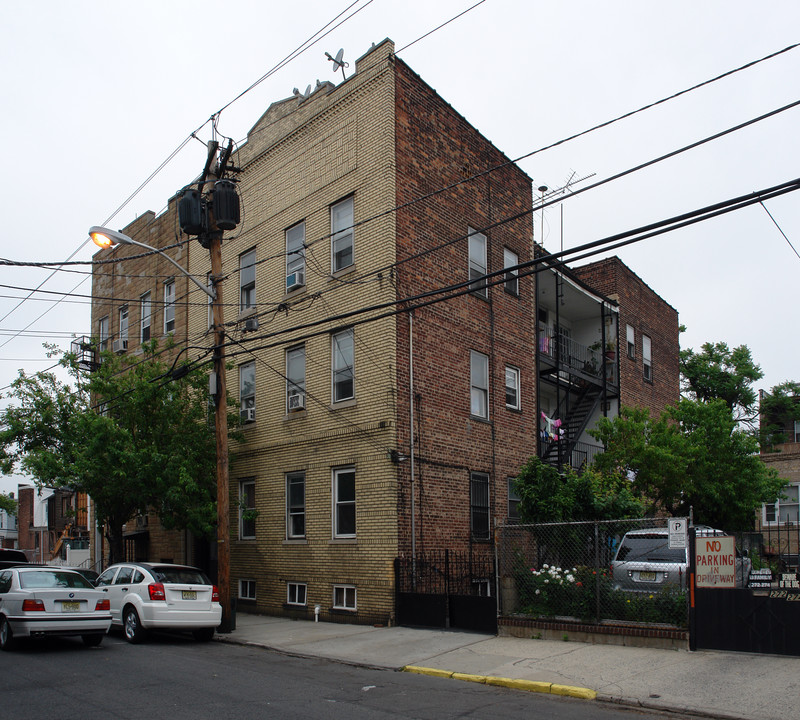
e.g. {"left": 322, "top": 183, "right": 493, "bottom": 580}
{"left": 503, "top": 248, "right": 519, "bottom": 295}
{"left": 286, "top": 222, "right": 306, "bottom": 290}
{"left": 505, "top": 366, "right": 520, "bottom": 410}
{"left": 470, "top": 350, "right": 489, "bottom": 419}
{"left": 286, "top": 472, "right": 305, "bottom": 539}
{"left": 140, "top": 292, "right": 152, "bottom": 342}
{"left": 239, "top": 479, "right": 256, "bottom": 539}
{"left": 642, "top": 334, "right": 652, "bottom": 382}
{"left": 332, "top": 329, "right": 355, "bottom": 402}
{"left": 468, "top": 228, "right": 488, "bottom": 297}
{"left": 239, "top": 361, "right": 256, "bottom": 423}
{"left": 239, "top": 579, "right": 256, "bottom": 600}
{"left": 333, "top": 467, "right": 356, "bottom": 538}
{"left": 287, "top": 582, "right": 307, "bottom": 606}
{"left": 470, "top": 472, "right": 490, "bottom": 540}
{"left": 764, "top": 484, "right": 799, "bottom": 525}
{"left": 626, "top": 324, "right": 635, "bottom": 359}
{"left": 163, "top": 279, "right": 175, "bottom": 334}
{"left": 794, "top": 420, "right": 800, "bottom": 444}
{"left": 239, "top": 249, "right": 256, "bottom": 312}
{"left": 333, "top": 584, "right": 356, "bottom": 610}
{"left": 331, "top": 196, "right": 354, "bottom": 272}
{"left": 286, "top": 345, "right": 306, "bottom": 411}
{"left": 507, "top": 477, "right": 520, "bottom": 522}
{"left": 118, "top": 306, "right": 128, "bottom": 348}
{"left": 98, "top": 316, "right": 109, "bottom": 354}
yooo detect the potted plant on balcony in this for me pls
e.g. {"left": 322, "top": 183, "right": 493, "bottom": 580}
{"left": 605, "top": 341, "right": 616, "bottom": 361}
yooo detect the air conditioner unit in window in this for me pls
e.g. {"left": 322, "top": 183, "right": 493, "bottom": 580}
{"left": 240, "top": 407, "right": 256, "bottom": 423}
{"left": 288, "top": 392, "right": 305, "bottom": 411}
{"left": 286, "top": 270, "right": 305, "bottom": 291}
{"left": 112, "top": 339, "right": 128, "bottom": 354}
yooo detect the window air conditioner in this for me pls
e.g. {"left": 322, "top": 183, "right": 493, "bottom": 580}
{"left": 240, "top": 407, "right": 256, "bottom": 423}
{"left": 286, "top": 270, "right": 305, "bottom": 291}
{"left": 288, "top": 392, "right": 305, "bottom": 411}
{"left": 112, "top": 339, "right": 128, "bottom": 353}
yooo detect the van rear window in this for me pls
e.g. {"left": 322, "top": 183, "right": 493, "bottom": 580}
{"left": 616, "top": 535, "right": 686, "bottom": 563}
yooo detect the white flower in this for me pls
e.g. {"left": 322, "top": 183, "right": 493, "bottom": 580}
{"left": 535, "top": 589, "right": 540, "bottom": 595}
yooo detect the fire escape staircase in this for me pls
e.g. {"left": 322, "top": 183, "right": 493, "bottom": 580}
{"left": 540, "top": 382, "right": 604, "bottom": 469}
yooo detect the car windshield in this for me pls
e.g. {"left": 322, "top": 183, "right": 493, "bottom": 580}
{"left": 151, "top": 567, "right": 210, "bottom": 585}
{"left": 615, "top": 535, "right": 686, "bottom": 563}
{"left": 19, "top": 570, "right": 94, "bottom": 590}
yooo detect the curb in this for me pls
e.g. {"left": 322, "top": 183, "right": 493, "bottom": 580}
{"left": 402, "top": 665, "right": 597, "bottom": 700}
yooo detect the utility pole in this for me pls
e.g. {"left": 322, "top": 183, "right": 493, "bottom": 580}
{"left": 180, "top": 139, "right": 240, "bottom": 632}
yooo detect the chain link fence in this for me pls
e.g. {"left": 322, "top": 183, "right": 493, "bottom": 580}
{"left": 496, "top": 518, "right": 690, "bottom": 628}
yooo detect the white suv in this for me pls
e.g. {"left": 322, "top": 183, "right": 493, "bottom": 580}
{"left": 95, "top": 563, "right": 221, "bottom": 643}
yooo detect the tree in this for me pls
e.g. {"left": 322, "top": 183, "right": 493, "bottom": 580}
{"left": 0, "top": 493, "right": 16, "bottom": 516}
{"left": 0, "top": 342, "right": 223, "bottom": 563}
{"left": 760, "top": 380, "right": 800, "bottom": 449}
{"left": 591, "top": 401, "right": 785, "bottom": 531}
{"left": 680, "top": 341, "right": 763, "bottom": 427}
{"left": 514, "top": 455, "right": 643, "bottom": 524}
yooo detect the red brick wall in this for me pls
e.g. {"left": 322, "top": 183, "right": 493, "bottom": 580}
{"left": 393, "top": 59, "right": 536, "bottom": 554}
{"left": 572, "top": 257, "right": 679, "bottom": 416}
{"left": 17, "top": 486, "right": 34, "bottom": 555}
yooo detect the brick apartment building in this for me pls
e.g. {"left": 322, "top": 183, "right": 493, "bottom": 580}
{"left": 89, "top": 39, "right": 679, "bottom": 624}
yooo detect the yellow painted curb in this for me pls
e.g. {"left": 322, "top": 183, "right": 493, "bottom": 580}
{"left": 485, "top": 677, "right": 552, "bottom": 694}
{"left": 550, "top": 683, "right": 597, "bottom": 700}
{"left": 451, "top": 672, "right": 487, "bottom": 684}
{"left": 402, "top": 666, "right": 596, "bottom": 701}
{"left": 402, "top": 666, "right": 454, "bottom": 679}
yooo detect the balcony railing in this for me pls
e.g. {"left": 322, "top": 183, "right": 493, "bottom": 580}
{"left": 538, "top": 329, "right": 617, "bottom": 385}
{"left": 538, "top": 439, "right": 605, "bottom": 471}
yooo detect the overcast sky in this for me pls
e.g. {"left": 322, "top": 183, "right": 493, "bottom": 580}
{"left": 1, "top": 0, "right": 798, "bottom": 495}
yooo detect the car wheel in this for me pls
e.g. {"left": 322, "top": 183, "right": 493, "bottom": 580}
{"left": 192, "top": 627, "right": 215, "bottom": 642}
{"left": 123, "top": 607, "right": 146, "bottom": 644}
{"left": 0, "top": 616, "right": 17, "bottom": 652}
{"left": 82, "top": 634, "right": 104, "bottom": 647}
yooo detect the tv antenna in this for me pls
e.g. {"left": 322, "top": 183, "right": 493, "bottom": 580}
{"left": 325, "top": 48, "right": 349, "bottom": 80}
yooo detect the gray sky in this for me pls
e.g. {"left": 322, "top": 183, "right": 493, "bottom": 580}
{"left": 1, "top": 0, "right": 799, "bottom": 494}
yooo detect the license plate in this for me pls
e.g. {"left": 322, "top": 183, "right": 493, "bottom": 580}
{"left": 638, "top": 571, "right": 657, "bottom": 582}
{"left": 182, "top": 590, "right": 197, "bottom": 600}
{"left": 62, "top": 601, "right": 80, "bottom": 612}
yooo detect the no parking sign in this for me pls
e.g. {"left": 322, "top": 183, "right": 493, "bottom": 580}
{"left": 695, "top": 535, "right": 736, "bottom": 588}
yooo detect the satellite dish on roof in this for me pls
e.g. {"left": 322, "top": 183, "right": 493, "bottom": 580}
{"left": 325, "top": 48, "right": 349, "bottom": 80}
{"left": 293, "top": 84, "right": 312, "bottom": 103}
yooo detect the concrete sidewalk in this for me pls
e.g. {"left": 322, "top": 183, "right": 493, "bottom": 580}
{"left": 215, "top": 613, "right": 800, "bottom": 719}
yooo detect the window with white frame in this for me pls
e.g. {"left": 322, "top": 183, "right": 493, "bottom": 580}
{"left": 98, "top": 316, "right": 109, "bottom": 354}
{"left": 287, "top": 582, "right": 307, "bottom": 606}
{"left": 239, "top": 361, "right": 255, "bottom": 423}
{"left": 333, "top": 584, "right": 356, "bottom": 610}
{"left": 286, "top": 222, "right": 306, "bottom": 290}
{"left": 468, "top": 228, "right": 488, "bottom": 297}
{"left": 333, "top": 467, "right": 356, "bottom": 538}
{"left": 331, "top": 196, "right": 354, "bottom": 272}
{"left": 332, "top": 329, "right": 355, "bottom": 402}
{"left": 764, "top": 483, "right": 799, "bottom": 525}
{"left": 505, "top": 365, "right": 520, "bottom": 410}
{"left": 794, "top": 420, "right": 800, "bottom": 443}
{"left": 503, "top": 247, "right": 519, "bottom": 295}
{"left": 163, "top": 279, "right": 175, "bottom": 334}
{"left": 626, "top": 324, "right": 635, "bottom": 359}
{"left": 118, "top": 306, "right": 128, "bottom": 349}
{"left": 507, "top": 477, "right": 521, "bottom": 522}
{"left": 239, "top": 249, "right": 256, "bottom": 312}
{"left": 286, "top": 471, "right": 305, "bottom": 539}
{"left": 470, "top": 350, "right": 489, "bottom": 419}
{"left": 239, "top": 579, "right": 256, "bottom": 600}
{"left": 239, "top": 479, "right": 256, "bottom": 539}
{"left": 470, "top": 472, "right": 490, "bottom": 540}
{"left": 140, "top": 292, "right": 152, "bottom": 343}
{"left": 286, "top": 345, "right": 306, "bottom": 411}
{"left": 642, "top": 334, "right": 652, "bottom": 382}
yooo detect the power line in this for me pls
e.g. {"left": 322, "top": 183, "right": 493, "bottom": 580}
{"left": 759, "top": 201, "right": 800, "bottom": 261}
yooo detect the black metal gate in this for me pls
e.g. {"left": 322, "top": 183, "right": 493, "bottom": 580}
{"left": 395, "top": 550, "right": 497, "bottom": 633}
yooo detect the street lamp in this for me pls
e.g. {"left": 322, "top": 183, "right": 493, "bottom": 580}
{"left": 89, "top": 224, "right": 233, "bottom": 632}
{"left": 89, "top": 226, "right": 215, "bottom": 300}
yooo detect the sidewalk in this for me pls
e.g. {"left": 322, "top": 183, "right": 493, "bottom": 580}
{"left": 216, "top": 613, "right": 800, "bottom": 719}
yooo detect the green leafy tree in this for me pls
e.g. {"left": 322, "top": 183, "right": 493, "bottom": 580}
{"left": 0, "top": 342, "right": 224, "bottom": 563}
{"left": 0, "top": 492, "right": 16, "bottom": 516}
{"left": 760, "top": 380, "right": 800, "bottom": 449}
{"left": 591, "top": 401, "right": 784, "bottom": 530}
{"left": 680, "top": 341, "right": 763, "bottom": 426}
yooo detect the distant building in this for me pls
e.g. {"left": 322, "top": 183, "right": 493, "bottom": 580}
{"left": 0, "top": 492, "right": 17, "bottom": 549}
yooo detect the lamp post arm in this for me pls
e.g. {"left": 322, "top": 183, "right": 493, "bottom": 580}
{"left": 122, "top": 236, "right": 215, "bottom": 301}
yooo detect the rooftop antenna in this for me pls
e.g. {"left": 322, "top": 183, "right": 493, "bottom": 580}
{"left": 325, "top": 48, "right": 349, "bottom": 81}
{"left": 537, "top": 185, "right": 548, "bottom": 247}
{"left": 293, "top": 84, "right": 312, "bottom": 103}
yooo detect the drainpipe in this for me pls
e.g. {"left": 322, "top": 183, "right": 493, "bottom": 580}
{"left": 409, "top": 312, "right": 417, "bottom": 586}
